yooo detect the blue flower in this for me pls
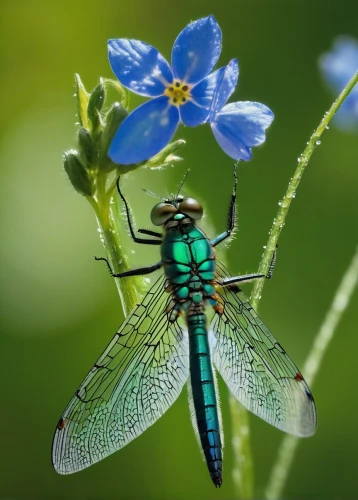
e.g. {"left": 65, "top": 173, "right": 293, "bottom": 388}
{"left": 108, "top": 15, "right": 226, "bottom": 164}
{"left": 208, "top": 59, "right": 274, "bottom": 161}
{"left": 319, "top": 37, "right": 358, "bottom": 133}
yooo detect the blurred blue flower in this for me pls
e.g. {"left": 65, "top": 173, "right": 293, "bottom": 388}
{"left": 208, "top": 60, "right": 274, "bottom": 161}
{"left": 108, "top": 15, "right": 225, "bottom": 164}
{"left": 319, "top": 37, "right": 358, "bottom": 133}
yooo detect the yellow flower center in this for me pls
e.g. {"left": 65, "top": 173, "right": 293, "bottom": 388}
{"left": 164, "top": 81, "right": 191, "bottom": 106}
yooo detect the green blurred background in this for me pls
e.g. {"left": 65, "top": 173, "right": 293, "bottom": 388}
{"left": 1, "top": 0, "right": 357, "bottom": 498}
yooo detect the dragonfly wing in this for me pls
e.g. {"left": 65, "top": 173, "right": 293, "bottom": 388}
{"left": 209, "top": 262, "right": 317, "bottom": 437}
{"left": 52, "top": 275, "right": 189, "bottom": 474}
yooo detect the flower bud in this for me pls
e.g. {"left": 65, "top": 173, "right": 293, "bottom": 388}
{"left": 78, "top": 127, "right": 96, "bottom": 167}
{"left": 98, "top": 102, "right": 128, "bottom": 172}
{"left": 63, "top": 150, "right": 94, "bottom": 196}
{"left": 144, "top": 139, "right": 186, "bottom": 168}
{"left": 74, "top": 74, "right": 90, "bottom": 129}
{"left": 151, "top": 156, "right": 183, "bottom": 170}
{"left": 87, "top": 82, "right": 106, "bottom": 131}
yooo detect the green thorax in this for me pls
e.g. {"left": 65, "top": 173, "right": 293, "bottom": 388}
{"left": 161, "top": 222, "right": 216, "bottom": 307}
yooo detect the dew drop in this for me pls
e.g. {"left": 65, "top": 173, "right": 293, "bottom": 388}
{"left": 316, "top": 139, "right": 321, "bottom": 145}
{"left": 278, "top": 201, "right": 282, "bottom": 206}
{"left": 293, "top": 191, "right": 296, "bottom": 198}
{"left": 326, "top": 125, "right": 330, "bottom": 130}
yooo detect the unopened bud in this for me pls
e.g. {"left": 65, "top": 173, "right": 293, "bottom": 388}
{"left": 74, "top": 74, "right": 90, "bottom": 129}
{"left": 78, "top": 128, "right": 96, "bottom": 167}
{"left": 151, "top": 156, "right": 183, "bottom": 170}
{"left": 145, "top": 139, "right": 186, "bottom": 167}
{"left": 98, "top": 102, "right": 128, "bottom": 172}
{"left": 87, "top": 82, "right": 105, "bottom": 131}
{"left": 63, "top": 150, "right": 94, "bottom": 196}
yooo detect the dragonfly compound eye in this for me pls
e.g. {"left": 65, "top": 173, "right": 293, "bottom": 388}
{"left": 179, "top": 197, "right": 203, "bottom": 220}
{"left": 150, "top": 203, "right": 177, "bottom": 226}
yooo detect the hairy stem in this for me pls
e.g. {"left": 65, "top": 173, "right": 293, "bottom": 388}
{"left": 89, "top": 173, "right": 142, "bottom": 315}
{"left": 246, "top": 71, "right": 358, "bottom": 499}
{"left": 250, "top": 70, "right": 358, "bottom": 310}
{"left": 265, "top": 244, "right": 358, "bottom": 500}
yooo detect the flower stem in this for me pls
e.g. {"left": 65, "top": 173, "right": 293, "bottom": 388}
{"left": 265, "top": 244, "right": 358, "bottom": 500}
{"left": 96, "top": 215, "right": 140, "bottom": 316}
{"left": 246, "top": 71, "right": 358, "bottom": 499}
{"left": 250, "top": 70, "right": 358, "bottom": 311}
{"left": 89, "top": 173, "right": 142, "bottom": 315}
{"left": 230, "top": 395, "right": 254, "bottom": 499}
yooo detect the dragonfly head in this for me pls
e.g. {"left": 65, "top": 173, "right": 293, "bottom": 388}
{"left": 150, "top": 196, "right": 203, "bottom": 226}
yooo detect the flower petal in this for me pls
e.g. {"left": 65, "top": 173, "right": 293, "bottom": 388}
{"left": 108, "top": 39, "right": 173, "bottom": 97}
{"left": 211, "top": 101, "right": 274, "bottom": 160}
{"left": 319, "top": 36, "right": 358, "bottom": 133}
{"left": 179, "top": 65, "right": 226, "bottom": 126}
{"left": 109, "top": 97, "right": 179, "bottom": 165}
{"left": 171, "top": 15, "right": 222, "bottom": 85}
{"left": 209, "top": 59, "right": 239, "bottom": 119}
{"left": 319, "top": 36, "right": 358, "bottom": 93}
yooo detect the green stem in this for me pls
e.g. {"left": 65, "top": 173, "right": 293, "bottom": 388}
{"left": 246, "top": 71, "right": 358, "bottom": 499}
{"left": 265, "top": 244, "right": 358, "bottom": 500}
{"left": 90, "top": 173, "right": 141, "bottom": 315}
{"left": 250, "top": 70, "right": 358, "bottom": 311}
{"left": 230, "top": 396, "right": 254, "bottom": 499}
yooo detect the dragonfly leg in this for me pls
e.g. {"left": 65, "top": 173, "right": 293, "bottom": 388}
{"left": 211, "top": 164, "right": 238, "bottom": 247}
{"left": 116, "top": 178, "right": 162, "bottom": 246}
{"left": 219, "top": 273, "right": 266, "bottom": 286}
{"left": 95, "top": 256, "right": 162, "bottom": 277}
{"left": 138, "top": 229, "right": 162, "bottom": 238}
{"left": 220, "top": 246, "right": 278, "bottom": 286}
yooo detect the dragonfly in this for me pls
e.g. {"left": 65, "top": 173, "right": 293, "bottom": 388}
{"left": 52, "top": 167, "right": 316, "bottom": 487}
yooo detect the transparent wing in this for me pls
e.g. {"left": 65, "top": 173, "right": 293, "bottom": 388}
{"left": 209, "top": 261, "right": 317, "bottom": 437}
{"left": 52, "top": 275, "right": 189, "bottom": 474}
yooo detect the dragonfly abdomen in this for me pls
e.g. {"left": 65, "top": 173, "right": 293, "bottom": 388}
{"left": 187, "top": 311, "right": 223, "bottom": 488}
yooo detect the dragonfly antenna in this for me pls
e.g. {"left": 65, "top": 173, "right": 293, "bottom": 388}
{"left": 176, "top": 169, "right": 190, "bottom": 198}
{"left": 142, "top": 188, "right": 166, "bottom": 201}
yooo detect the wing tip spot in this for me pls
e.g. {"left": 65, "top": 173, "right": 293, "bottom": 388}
{"left": 57, "top": 418, "right": 67, "bottom": 430}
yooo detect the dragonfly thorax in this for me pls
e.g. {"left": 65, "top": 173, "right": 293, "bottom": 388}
{"left": 161, "top": 223, "right": 217, "bottom": 314}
